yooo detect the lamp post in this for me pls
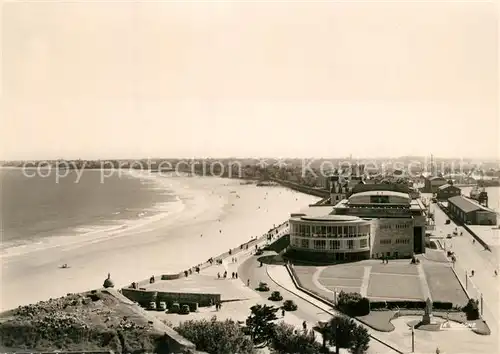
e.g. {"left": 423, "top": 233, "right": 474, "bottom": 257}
{"left": 411, "top": 326, "right": 415, "bottom": 352}
{"left": 480, "top": 293, "right": 484, "bottom": 316}
{"left": 465, "top": 270, "right": 468, "bottom": 290}
{"left": 333, "top": 289, "right": 338, "bottom": 305}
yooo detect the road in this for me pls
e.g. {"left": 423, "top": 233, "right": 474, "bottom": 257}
{"left": 238, "top": 252, "right": 399, "bottom": 354}
{"left": 430, "top": 203, "right": 499, "bottom": 337}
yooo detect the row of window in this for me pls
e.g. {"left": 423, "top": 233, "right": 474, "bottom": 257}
{"left": 379, "top": 223, "right": 411, "bottom": 230}
{"left": 291, "top": 223, "right": 370, "bottom": 237}
{"left": 379, "top": 238, "right": 411, "bottom": 245}
{"left": 293, "top": 237, "right": 369, "bottom": 250}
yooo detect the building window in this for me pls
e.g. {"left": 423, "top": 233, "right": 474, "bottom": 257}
{"left": 347, "top": 240, "right": 354, "bottom": 249}
{"left": 360, "top": 239, "right": 368, "bottom": 248}
{"left": 330, "top": 240, "right": 340, "bottom": 250}
{"left": 314, "top": 240, "right": 326, "bottom": 250}
{"left": 301, "top": 239, "right": 309, "bottom": 248}
{"left": 380, "top": 239, "right": 391, "bottom": 245}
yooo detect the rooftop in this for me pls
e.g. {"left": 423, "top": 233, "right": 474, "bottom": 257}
{"left": 448, "top": 195, "right": 495, "bottom": 213}
{"left": 428, "top": 176, "right": 446, "bottom": 181}
{"left": 291, "top": 205, "right": 335, "bottom": 218}
{"left": 349, "top": 190, "right": 410, "bottom": 199}
{"left": 299, "top": 215, "right": 362, "bottom": 222}
{"left": 437, "top": 183, "right": 459, "bottom": 190}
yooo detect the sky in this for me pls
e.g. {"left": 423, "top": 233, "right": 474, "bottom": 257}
{"left": 1, "top": 0, "right": 498, "bottom": 160}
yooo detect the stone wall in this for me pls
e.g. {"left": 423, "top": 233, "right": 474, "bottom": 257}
{"left": 121, "top": 288, "right": 221, "bottom": 307}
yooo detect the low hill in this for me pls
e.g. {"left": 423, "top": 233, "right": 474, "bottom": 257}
{"left": 0, "top": 289, "right": 198, "bottom": 353}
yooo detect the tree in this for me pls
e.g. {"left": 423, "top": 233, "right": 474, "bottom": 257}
{"left": 327, "top": 316, "right": 370, "bottom": 354}
{"left": 175, "top": 317, "right": 254, "bottom": 354}
{"left": 270, "top": 322, "right": 324, "bottom": 354}
{"left": 246, "top": 304, "right": 279, "bottom": 345}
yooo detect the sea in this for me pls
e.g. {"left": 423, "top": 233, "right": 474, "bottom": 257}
{"left": 2, "top": 168, "right": 498, "bottom": 255}
{"left": 0, "top": 168, "right": 181, "bottom": 253}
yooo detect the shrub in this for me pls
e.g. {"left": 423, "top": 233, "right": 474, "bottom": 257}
{"left": 433, "top": 302, "right": 453, "bottom": 310}
{"left": 176, "top": 318, "right": 254, "bottom": 354}
{"left": 463, "top": 299, "right": 480, "bottom": 320}
{"left": 282, "top": 300, "right": 298, "bottom": 312}
{"left": 369, "top": 301, "right": 387, "bottom": 310}
{"left": 385, "top": 301, "right": 426, "bottom": 310}
{"left": 269, "top": 291, "right": 283, "bottom": 301}
{"left": 270, "top": 322, "right": 323, "bottom": 354}
{"left": 337, "top": 291, "right": 370, "bottom": 316}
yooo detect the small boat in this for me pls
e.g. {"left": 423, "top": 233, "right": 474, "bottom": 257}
{"left": 60, "top": 263, "right": 70, "bottom": 269}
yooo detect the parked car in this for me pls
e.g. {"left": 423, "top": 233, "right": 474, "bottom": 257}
{"left": 148, "top": 301, "right": 157, "bottom": 310}
{"left": 445, "top": 219, "right": 451, "bottom": 225}
{"left": 158, "top": 302, "right": 167, "bottom": 311}
{"left": 446, "top": 234, "right": 452, "bottom": 239}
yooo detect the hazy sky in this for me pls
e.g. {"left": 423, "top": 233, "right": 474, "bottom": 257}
{"left": 1, "top": 0, "right": 498, "bottom": 160}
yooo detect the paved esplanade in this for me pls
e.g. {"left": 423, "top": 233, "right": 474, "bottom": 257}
{"left": 431, "top": 204, "right": 499, "bottom": 338}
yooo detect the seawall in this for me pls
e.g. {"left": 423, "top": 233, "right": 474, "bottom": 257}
{"left": 270, "top": 178, "right": 329, "bottom": 198}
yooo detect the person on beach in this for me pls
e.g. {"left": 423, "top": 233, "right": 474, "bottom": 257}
{"left": 247, "top": 279, "right": 250, "bottom": 286}
{"left": 224, "top": 271, "right": 227, "bottom": 278}
{"left": 217, "top": 272, "right": 220, "bottom": 279}
{"left": 235, "top": 272, "right": 238, "bottom": 279}
{"left": 494, "top": 270, "right": 497, "bottom": 277}
{"left": 231, "top": 272, "right": 235, "bottom": 279}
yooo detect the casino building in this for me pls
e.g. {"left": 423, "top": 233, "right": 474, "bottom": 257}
{"left": 289, "top": 188, "right": 427, "bottom": 261}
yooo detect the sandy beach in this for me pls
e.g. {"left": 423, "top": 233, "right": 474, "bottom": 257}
{"left": 0, "top": 174, "right": 319, "bottom": 311}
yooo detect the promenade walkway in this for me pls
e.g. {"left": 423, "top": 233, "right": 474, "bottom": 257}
{"left": 431, "top": 204, "right": 500, "bottom": 340}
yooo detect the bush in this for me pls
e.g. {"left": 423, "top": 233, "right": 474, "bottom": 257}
{"left": 258, "top": 282, "right": 270, "bottom": 292}
{"left": 176, "top": 318, "right": 254, "bottom": 354}
{"left": 385, "top": 301, "right": 426, "bottom": 310}
{"left": 369, "top": 301, "right": 387, "bottom": 310}
{"left": 337, "top": 291, "right": 369, "bottom": 316}
{"left": 270, "top": 322, "right": 323, "bottom": 354}
{"left": 433, "top": 301, "right": 453, "bottom": 310}
{"left": 269, "top": 291, "right": 283, "bottom": 301}
{"left": 282, "top": 300, "right": 298, "bottom": 312}
{"left": 463, "top": 299, "right": 480, "bottom": 320}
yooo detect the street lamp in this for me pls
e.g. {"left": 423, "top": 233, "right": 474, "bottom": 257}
{"left": 480, "top": 293, "right": 484, "bottom": 315}
{"left": 411, "top": 326, "right": 415, "bottom": 353}
{"left": 465, "top": 270, "right": 468, "bottom": 290}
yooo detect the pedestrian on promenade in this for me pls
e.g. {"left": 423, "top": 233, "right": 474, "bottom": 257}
{"left": 231, "top": 272, "right": 235, "bottom": 279}
{"left": 217, "top": 272, "right": 220, "bottom": 279}
{"left": 282, "top": 309, "right": 285, "bottom": 317}
{"left": 247, "top": 279, "right": 250, "bottom": 286}
{"left": 235, "top": 272, "right": 238, "bottom": 279}
{"left": 224, "top": 271, "right": 227, "bottom": 278}
{"left": 494, "top": 270, "right": 497, "bottom": 277}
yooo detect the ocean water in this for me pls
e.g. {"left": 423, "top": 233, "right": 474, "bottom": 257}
{"left": 0, "top": 168, "right": 179, "bottom": 252}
